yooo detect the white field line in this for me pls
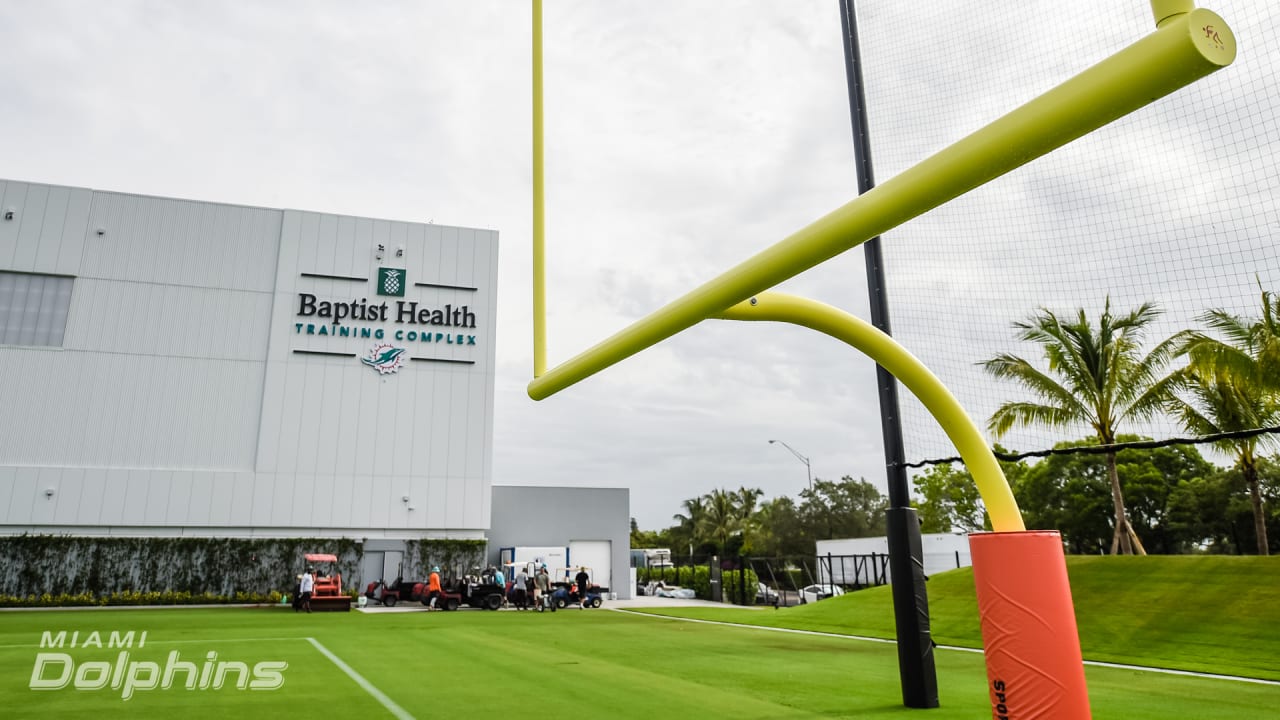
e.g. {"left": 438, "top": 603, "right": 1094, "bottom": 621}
{"left": 306, "top": 637, "right": 416, "bottom": 720}
{"left": 609, "top": 609, "right": 1280, "bottom": 687}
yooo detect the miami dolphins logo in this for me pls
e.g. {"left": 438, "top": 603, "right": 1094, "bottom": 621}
{"left": 360, "top": 343, "right": 406, "bottom": 375}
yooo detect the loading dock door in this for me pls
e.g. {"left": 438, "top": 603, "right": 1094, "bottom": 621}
{"left": 361, "top": 551, "right": 384, "bottom": 588}
{"left": 569, "top": 540, "right": 612, "bottom": 592}
{"left": 383, "top": 551, "right": 403, "bottom": 581}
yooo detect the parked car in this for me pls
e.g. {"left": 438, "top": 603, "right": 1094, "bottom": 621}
{"left": 755, "top": 582, "right": 779, "bottom": 605}
{"left": 798, "top": 583, "right": 845, "bottom": 604}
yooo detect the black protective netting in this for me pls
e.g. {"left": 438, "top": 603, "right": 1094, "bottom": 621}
{"left": 854, "top": 1, "right": 1279, "bottom": 463}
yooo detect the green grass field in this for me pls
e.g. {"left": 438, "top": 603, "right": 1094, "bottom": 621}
{"left": 0, "top": 556, "right": 1276, "bottom": 719}
{"left": 643, "top": 556, "right": 1280, "bottom": 681}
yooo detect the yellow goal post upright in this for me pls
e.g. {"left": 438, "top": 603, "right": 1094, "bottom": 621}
{"left": 530, "top": 1, "right": 1233, "bottom": 716}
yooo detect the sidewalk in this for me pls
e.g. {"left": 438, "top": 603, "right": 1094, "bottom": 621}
{"left": 605, "top": 595, "right": 761, "bottom": 610}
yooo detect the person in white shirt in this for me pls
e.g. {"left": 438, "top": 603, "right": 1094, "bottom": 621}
{"left": 299, "top": 568, "right": 315, "bottom": 613}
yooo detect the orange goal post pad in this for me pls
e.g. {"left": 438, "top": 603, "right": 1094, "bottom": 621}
{"left": 969, "top": 531, "right": 1091, "bottom": 720}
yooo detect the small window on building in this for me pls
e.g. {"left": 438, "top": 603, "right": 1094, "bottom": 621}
{"left": 0, "top": 271, "right": 74, "bottom": 347}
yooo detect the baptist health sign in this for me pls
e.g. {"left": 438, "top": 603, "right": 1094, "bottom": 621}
{"left": 293, "top": 265, "right": 481, "bottom": 373}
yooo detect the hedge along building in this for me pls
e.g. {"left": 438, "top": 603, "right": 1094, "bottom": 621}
{"left": 0, "top": 179, "right": 498, "bottom": 588}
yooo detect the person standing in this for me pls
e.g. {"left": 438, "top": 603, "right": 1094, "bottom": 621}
{"left": 513, "top": 566, "right": 530, "bottom": 610}
{"left": 533, "top": 564, "right": 551, "bottom": 610}
{"left": 574, "top": 567, "right": 590, "bottom": 609}
{"left": 426, "top": 566, "right": 442, "bottom": 610}
{"left": 299, "top": 567, "right": 314, "bottom": 614}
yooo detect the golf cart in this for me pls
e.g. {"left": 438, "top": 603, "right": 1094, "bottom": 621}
{"left": 418, "top": 568, "right": 499, "bottom": 611}
{"left": 365, "top": 576, "right": 412, "bottom": 607}
{"left": 502, "top": 561, "right": 540, "bottom": 610}
{"left": 550, "top": 566, "right": 604, "bottom": 609}
{"left": 462, "top": 567, "right": 508, "bottom": 610}
{"left": 364, "top": 560, "right": 427, "bottom": 608}
{"left": 295, "top": 553, "right": 352, "bottom": 612}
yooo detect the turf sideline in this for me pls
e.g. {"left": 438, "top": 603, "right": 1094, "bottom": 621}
{"left": 610, "top": 609, "right": 1280, "bottom": 687}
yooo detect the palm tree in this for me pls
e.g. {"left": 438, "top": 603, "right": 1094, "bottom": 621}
{"left": 672, "top": 496, "right": 708, "bottom": 558}
{"left": 1179, "top": 284, "right": 1280, "bottom": 395}
{"left": 1163, "top": 367, "right": 1277, "bottom": 554}
{"left": 734, "top": 486, "right": 763, "bottom": 523}
{"left": 703, "top": 488, "right": 748, "bottom": 554}
{"left": 1173, "top": 285, "right": 1280, "bottom": 554}
{"left": 733, "top": 486, "right": 764, "bottom": 551}
{"left": 983, "top": 300, "right": 1182, "bottom": 555}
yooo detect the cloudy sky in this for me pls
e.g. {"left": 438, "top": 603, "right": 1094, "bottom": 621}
{"left": 3, "top": 1, "right": 1275, "bottom": 529}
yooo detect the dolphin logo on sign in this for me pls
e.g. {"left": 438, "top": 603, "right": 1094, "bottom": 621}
{"left": 360, "top": 343, "right": 406, "bottom": 375}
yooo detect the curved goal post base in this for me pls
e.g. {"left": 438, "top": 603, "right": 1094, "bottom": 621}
{"left": 717, "top": 292, "right": 1089, "bottom": 717}
{"left": 715, "top": 292, "right": 1023, "bottom": 531}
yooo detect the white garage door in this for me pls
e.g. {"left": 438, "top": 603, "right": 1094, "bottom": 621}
{"left": 568, "top": 540, "right": 612, "bottom": 592}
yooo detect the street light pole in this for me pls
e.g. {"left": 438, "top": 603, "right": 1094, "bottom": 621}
{"left": 768, "top": 439, "right": 813, "bottom": 492}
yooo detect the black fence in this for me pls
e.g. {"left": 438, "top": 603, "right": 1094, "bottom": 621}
{"left": 633, "top": 553, "right": 905, "bottom": 606}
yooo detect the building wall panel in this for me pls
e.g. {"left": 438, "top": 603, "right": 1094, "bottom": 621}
{"left": 0, "top": 350, "right": 262, "bottom": 469}
{"left": 205, "top": 473, "right": 233, "bottom": 526}
{"left": 11, "top": 184, "right": 50, "bottom": 270}
{"left": 167, "top": 471, "right": 193, "bottom": 525}
{"left": 81, "top": 193, "right": 280, "bottom": 292}
{"left": 53, "top": 188, "right": 93, "bottom": 276}
{"left": 63, "top": 279, "right": 271, "bottom": 360}
{"left": 7, "top": 468, "right": 37, "bottom": 525}
{"left": 0, "top": 181, "right": 93, "bottom": 276}
{"left": 346, "top": 476, "right": 372, "bottom": 529}
{"left": 231, "top": 473, "right": 255, "bottom": 527}
{"left": 32, "top": 186, "right": 69, "bottom": 271}
{"left": 0, "top": 181, "right": 28, "bottom": 267}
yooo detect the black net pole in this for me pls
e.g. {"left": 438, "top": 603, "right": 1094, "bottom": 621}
{"left": 838, "top": 0, "right": 939, "bottom": 709}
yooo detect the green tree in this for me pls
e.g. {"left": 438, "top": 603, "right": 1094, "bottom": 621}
{"left": 912, "top": 463, "right": 987, "bottom": 533}
{"left": 1166, "top": 471, "right": 1239, "bottom": 553}
{"left": 984, "top": 300, "right": 1181, "bottom": 554}
{"left": 1173, "top": 286, "right": 1280, "bottom": 554}
{"left": 629, "top": 518, "right": 670, "bottom": 550}
{"left": 1180, "top": 284, "right": 1280, "bottom": 395}
{"left": 733, "top": 486, "right": 764, "bottom": 555}
{"left": 702, "top": 488, "right": 741, "bottom": 554}
{"left": 1163, "top": 369, "right": 1278, "bottom": 554}
{"left": 1200, "top": 456, "right": 1280, "bottom": 554}
{"left": 671, "top": 496, "right": 709, "bottom": 557}
{"left": 1012, "top": 438, "right": 1214, "bottom": 554}
{"left": 798, "top": 476, "right": 887, "bottom": 540}
{"left": 911, "top": 447, "right": 1029, "bottom": 533}
{"left": 751, "top": 497, "right": 809, "bottom": 557}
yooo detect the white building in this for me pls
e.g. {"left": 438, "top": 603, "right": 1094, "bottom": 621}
{"left": 0, "top": 179, "right": 497, "bottom": 541}
{"left": 816, "top": 534, "right": 973, "bottom": 586}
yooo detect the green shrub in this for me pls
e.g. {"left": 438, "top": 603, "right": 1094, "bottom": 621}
{"left": 636, "top": 565, "right": 758, "bottom": 604}
{"left": 0, "top": 588, "right": 282, "bottom": 608}
{"left": 0, "top": 534, "right": 363, "bottom": 598}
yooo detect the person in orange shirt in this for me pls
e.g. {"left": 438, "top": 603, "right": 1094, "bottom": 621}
{"left": 426, "top": 566, "right": 442, "bottom": 611}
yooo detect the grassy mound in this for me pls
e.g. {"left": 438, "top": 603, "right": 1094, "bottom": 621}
{"left": 638, "top": 555, "right": 1280, "bottom": 680}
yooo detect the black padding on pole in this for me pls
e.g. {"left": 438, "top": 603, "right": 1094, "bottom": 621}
{"left": 887, "top": 507, "right": 940, "bottom": 708}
